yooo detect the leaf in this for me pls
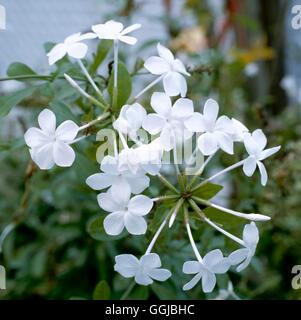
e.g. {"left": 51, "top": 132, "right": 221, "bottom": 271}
{"left": 49, "top": 100, "right": 78, "bottom": 123}
{"left": 0, "top": 86, "right": 37, "bottom": 117}
{"left": 151, "top": 283, "right": 176, "bottom": 300}
{"left": 89, "top": 40, "right": 112, "bottom": 75}
{"left": 86, "top": 215, "right": 126, "bottom": 242}
{"left": 192, "top": 182, "right": 223, "bottom": 200}
{"left": 7, "top": 62, "right": 37, "bottom": 78}
{"left": 93, "top": 280, "right": 111, "bottom": 300}
{"left": 108, "top": 61, "right": 132, "bottom": 111}
{"left": 203, "top": 207, "right": 244, "bottom": 227}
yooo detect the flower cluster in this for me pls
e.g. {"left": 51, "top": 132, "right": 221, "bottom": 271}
{"left": 23, "top": 20, "right": 280, "bottom": 295}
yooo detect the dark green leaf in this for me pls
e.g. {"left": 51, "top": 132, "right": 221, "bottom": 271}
{"left": 0, "top": 86, "right": 37, "bottom": 117}
{"left": 49, "top": 100, "right": 78, "bottom": 123}
{"left": 7, "top": 62, "right": 37, "bottom": 78}
{"left": 108, "top": 61, "right": 132, "bottom": 111}
{"left": 192, "top": 182, "right": 223, "bottom": 200}
{"left": 93, "top": 280, "right": 111, "bottom": 300}
{"left": 89, "top": 40, "right": 112, "bottom": 75}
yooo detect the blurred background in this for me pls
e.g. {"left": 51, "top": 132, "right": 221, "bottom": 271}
{"left": 0, "top": 0, "right": 301, "bottom": 299}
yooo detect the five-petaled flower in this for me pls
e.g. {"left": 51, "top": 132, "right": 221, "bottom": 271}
{"left": 184, "top": 98, "right": 234, "bottom": 155}
{"left": 144, "top": 43, "right": 190, "bottom": 97}
{"left": 92, "top": 20, "right": 141, "bottom": 45}
{"left": 142, "top": 92, "right": 194, "bottom": 151}
{"left": 97, "top": 186, "right": 153, "bottom": 235}
{"left": 229, "top": 222, "right": 259, "bottom": 272}
{"left": 243, "top": 129, "right": 281, "bottom": 186}
{"left": 24, "top": 109, "right": 79, "bottom": 170}
{"left": 47, "top": 32, "right": 96, "bottom": 65}
{"left": 182, "top": 249, "right": 230, "bottom": 292}
{"left": 114, "top": 253, "right": 171, "bottom": 285}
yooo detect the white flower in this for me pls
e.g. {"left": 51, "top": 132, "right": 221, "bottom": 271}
{"left": 47, "top": 32, "right": 96, "bottom": 65}
{"left": 144, "top": 43, "right": 190, "bottom": 97}
{"left": 24, "top": 109, "right": 79, "bottom": 170}
{"left": 229, "top": 222, "right": 259, "bottom": 272}
{"left": 92, "top": 20, "right": 141, "bottom": 45}
{"left": 184, "top": 98, "right": 234, "bottom": 155}
{"left": 114, "top": 253, "right": 171, "bottom": 285}
{"left": 244, "top": 63, "right": 259, "bottom": 77}
{"left": 230, "top": 118, "right": 249, "bottom": 142}
{"left": 142, "top": 92, "right": 194, "bottom": 151}
{"left": 86, "top": 155, "right": 150, "bottom": 195}
{"left": 113, "top": 103, "right": 146, "bottom": 140}
{"left": 182, "top": 249, "right": 230, "bottom": 293}
{"left": 243, "top": 129, "right": 280, "bottom": 186}
{"left": 98, "top": 187, "right": 153, "bottom": 235}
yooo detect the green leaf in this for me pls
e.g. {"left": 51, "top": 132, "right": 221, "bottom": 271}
{"left": 93, "top": 280, "right": 111, "bottom": 300}
{"left": 203, "top": 207, "right": 244, "bottom": 227}
{"left": 49, "top": 100, "right": 78, "bottom": 123}
{"left": 192, "top": 182, "right": 223, "bottom": 200}
{"left": 86, "top": 215, "right": 126, "bottom": 242}
{"left": 108, "top": 61, "right": 132, "bottom": 111}
{"left": 7, "top": 62, "right": 37, "bottom": 78}
{"left": 89, "top": 40, "right": 112, "bottom": 75}
{"left": 0, "top": 86, "right": 37, "bottom": 117}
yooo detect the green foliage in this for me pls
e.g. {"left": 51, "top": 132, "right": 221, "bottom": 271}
{"left": 7, "top": 62, "right": 37, "bottom": 78}
{"left": 192, "top": 182, "right": 223, "bottom": 200}
{"left": 93, "top": 280, "right": 111, "bottom": 300}
{"left": 89, "top": 40, "right": 112, "bottom": 75}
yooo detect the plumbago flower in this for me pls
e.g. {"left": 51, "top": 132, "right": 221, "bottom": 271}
{"left": 16, "top": 20, "right": 282, "bottom": 297}
{"left": 24, "top": 109, "right": 79, "bottom": 169}
{"left": 47, "top": 32, "right": 96, "bottom": 65}
{"left": 144, "top": 43, "right": 190, "bottom": 97}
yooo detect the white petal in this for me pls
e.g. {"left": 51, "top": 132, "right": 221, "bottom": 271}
{"left": 120, "top": 23, "right": 141, "bottom": 35}
{"left": 259, "top": 146, "right": 281, "bottom": 161}
{"left": 236, "top": 254, "right": 252, "bottom": 272}
{"left": 243, "top": 222, "right": 259, "bottom": 246}
{"left": 160, "top": 126, "right": 175, "bottom": 151}
{"left": 157, "top": 43, "right": 174, "bottom": 63}
{"left": 53, "top": 141, "right": 76, "bottom": 167}
{"left": 203, "top": 249, "right": 224, "bottom": 269}
{"left": 211, "top": 259, "right": 231, "bottom": 274}
{"left": 202, "top": 271, "right": 216, "bottom": 293}
{"left": 163, "top": 72, "right": 187, "bottom": 97}
{"left": 150, "top": 92, "right": 172, "bottom": 117}
{"left": 118, "top": 35, "right": 137, "bottom": 45}
{"left": 172, "top": 98, "right": 194, "bottom": 119}
{"left": 215, "top": 116, "right": 234, "bottom": 134}
{"left": 203, "top": 98, "right": 219, "bottom": 125}
{"left": 257, "top": 161, "right": 268, "bottom": 186}
{"left": 148, "top": 268, "right": 171, "bottom": 282}
{"left": 197, "top": 132, "right": 218, "bottom": 155}
{"left": 86, "top": 173, "right": 115, "bottom": 190}
{"left": 38, "top": 109, "right": 56, "bottom": 134}
{"left": 124, "top": 213, "right": 147, "bottom": 235}
{"left": 183, "top": 273, "right": 202, "bottom": 291}
{"left": 184, "top": 113, "right": 206, "bottom": 132}
{"left": 128, "top": 195, "right": 153, "bottom": 216}
{"left": 97, "top": 191, "right": 124, "bottom": 212}
{"left": 67, "top": 43, "right": 88, "bottom": 59}
{"left": 243, "top": 156, "right": 257, "bottom": 177}
{"left": 215, "top": 131, "right": 233, "bottom": 154}
{"left": 135, "top": 271, "right": 153, "bottom": 286}
{"left": 114, "top": 254, "right": 139, "bottom": 277}
{"left": 183, "top": 261, "right": 201, "bottom": 274}
{"left": 64, "top": 32, "right": 82, "bottom": 44}
{"left": 47, "top": 43, "right": 66, "bottom": 65}
{"left": 78, "top": 32, "right": 97, "bottom": 41}
{"left": 110, "top": 179, "right": 132, "bottom": 206}
{"left": 101, "top": 155, "right": 119, "bottom": 175}
{"left": 140, "top": 253, "right": 161, "bottom": 268}
{"left": 24, "top": 128, "right": 50, "bottom": 148}
{"left": 244, "top": 135, "right": 260, "bottom": 156}
{"left": 103, "top": 211, "right": 125, "bottom": 235}
{"left": 142, "top": 114, "right": 166, "bottom": 135}
{"left": 172, "top": 59, "right": 190, "bottom": 76}
{"left": 228, "top": 248, "right": 249, "bottom": 265}
{"left": 252, "top": 129, "right": 267, "bottom": 150}
{"left": 31, "top": 144, "right": 54, "bottom": 170}
{"left": 144, "top": 56, "right": 170, "bottom": 75}
{"left": 55, "top": 120, "right": 79, "bottom": 142}
{"left": 126, "top": 174, "right": 150, "bottom": 194}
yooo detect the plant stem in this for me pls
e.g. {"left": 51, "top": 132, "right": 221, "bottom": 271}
{"left": 157, "top": 173, "right": 180, "bottom": 194}
{"left": 152, "top": 195, "right": 179, "bottom": 202}
{"left": 132, "top": 74, "right": 164, "bottom": 102}
{"left": 145, "top": 218, "right": 168, "bottom": 255}
{"left": 120, "top": 281, "right": 135, "bottom": 300}
{"left": 112, "top": 39, "right": 119, "bottom": 110}
{"left": 78, "top": 112, "right": 111, "bottom": 131}
{"left": 184, "top": 205, "right": 203, "bottom": 263}
{"left": 192, "top": 159, "right": 245, "bottom": 192}
{"left": 168, "top": 198, "right": 184, "bottom": 228}
{"left": 0, "top": 74, "right": 86, "bottom": 82}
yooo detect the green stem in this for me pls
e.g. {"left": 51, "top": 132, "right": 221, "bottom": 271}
{"left": 121, "top": 281, "right": 135, "bottom": 300}
{"left": 0, "top": 75, "right": 86, "bottom": 82}
{"left": 157, "top": 173, "right": 180, "bottom": 194}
